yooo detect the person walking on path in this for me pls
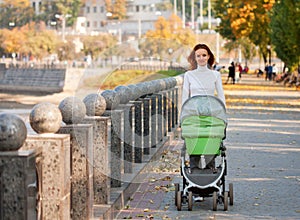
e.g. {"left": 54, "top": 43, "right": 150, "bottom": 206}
{"left": 272, "top": 63, "right": 278, "bottom": 80}
{"left": 226, "top": 61, "right": 235, "bottom": 84}
{"left": 181, "top": 43, "right": 226, "bottom": 170}
{"left": 265, "top": 63, "right": 273, "bottom": 81}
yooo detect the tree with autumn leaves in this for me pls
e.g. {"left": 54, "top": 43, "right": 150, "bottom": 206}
{"left": 139, "top": 14, "right": 196, "bottom": 61}
{"left": 214, "top": 0, "right": 299, "bottom": 71}
{"left": 105, "top": 0, "right": 127, "bottom": 20}
{"left": 0, "top": 22, "right": 59, "bottom": 61}
{"left": 0, "top": 0, "right": 118, "bottom": 62}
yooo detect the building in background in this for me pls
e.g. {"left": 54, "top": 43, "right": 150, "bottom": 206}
{"left": 1, "top": 0, "right": 218, "bottom": 40}
{"left": 24, "top": 0, "right": 171, "bottom": 39}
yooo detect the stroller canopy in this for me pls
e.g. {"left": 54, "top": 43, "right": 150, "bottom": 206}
{"left": 180, "top": 95, "right": 227, "bottom": 123}
{"left": 180, "top": 95, "right": 227, "bottom": 155}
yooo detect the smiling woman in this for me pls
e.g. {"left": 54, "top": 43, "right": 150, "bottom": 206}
{"left": 182, "top": 43, "right": 226, "bottom": 107}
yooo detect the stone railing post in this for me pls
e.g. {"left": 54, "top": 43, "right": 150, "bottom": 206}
{"left": 129, "top": 100, "right": 143, "bottom": 163}
{"left": 57, "top": 96, "right": 94, "bottom": 220}
{"left": 0, "top": 150, "right": 38, "bottom": 220}
{"left": 150, "top": 94, "right": 158, "bottom": 148}
{"left": 22, "top": 134, "right": 71, "bottom": 220}
{"left": 58, "top": 124, "right": 94, "bottom": 219}
{"left": 156, "top": 93, "right": 163, "bottom": 143}
{"left": 162, "top": 91, "right": 168, "bottom": 136}
{"left": 82, "top": 116, "right": 111, "bottom": 204}
{"left": 0, "top": 113, "right": 37, "bottom": 220}
{"left": 102, "top": 109, "right": 124, "bottom": 187}
{"left": 118, "top": 103, "right": 135, "bottom": 173}
{"left": 140, "top": 97, "right": 151, "bottom": 155}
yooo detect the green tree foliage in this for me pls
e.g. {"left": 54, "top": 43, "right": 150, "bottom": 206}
{"left": 270, "top": 0, "right": 300, "bottom": 71}
{"left": 214, "top": 0, "right": 275, "bottom": 64}
{"left": 0, "top": 0, "right": 35, "bottom": 28}
{"left": 37, "top": 0, "right": 83, "bottom": 27}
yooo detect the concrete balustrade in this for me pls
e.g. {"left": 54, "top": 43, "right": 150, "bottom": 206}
{"left": 0, "top": 75, "right": 183, "bottom": 219}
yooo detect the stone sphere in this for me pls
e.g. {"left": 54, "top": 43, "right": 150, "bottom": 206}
{"left": 158, "top": 79, "right": 167, "bottom": 91}
{"left": 164, "top": 78, "right": 172, "bottom": 90}
{"left": 114, "top": 85, "right": 132, "bottom": 104}
{"left": 59, "top": 96, "right": 86, "bottom": 124}
{"left": 83, "top": 93, "right": 106, "bottom": 116}
{"left": 151, "top": 79, "right": 162, "bottom": 93}
{"left": 144, "top": 81, "right": 156, "bottom": 94}
{"left": 127, "top": 84, "right": 142, "bottom": 100}
{"left": 30, "top": 102, "right": 62, "bottom": 134}
{"left": 136, "top": 82, "right": 152, "bottom": 98}
{"left": 0, "top": 113, "right": 27, "bottom": 151}
{"left": 101, "top": 90, "right": 120, "bottom": 110}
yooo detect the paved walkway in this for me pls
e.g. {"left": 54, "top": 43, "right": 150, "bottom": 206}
{"left": 116, "top": 74, "right": 300, "bottom": 219}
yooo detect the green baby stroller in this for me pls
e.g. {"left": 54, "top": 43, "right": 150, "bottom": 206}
{"left": 175, "top": 95, "right": 233, "bottom": 211}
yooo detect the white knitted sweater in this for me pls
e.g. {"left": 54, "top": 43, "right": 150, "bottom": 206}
{"left": 181, "top": 65, "right": 226, "bottom": 107}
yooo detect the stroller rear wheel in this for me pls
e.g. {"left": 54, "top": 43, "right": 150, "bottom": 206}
{"left": 212, "top": 192, "right": 217, "bottom": 211}
{"left": 188, "top": 192, "right": 193, "bottom": 211}
{"left": 229, "top": 183, "right": 234, "bottom": 205}
{"left": 176, "top": 191, "right": 182, "bottom": 211}
{"left": 174, "top": 183, "right": 179, "bottom": 206}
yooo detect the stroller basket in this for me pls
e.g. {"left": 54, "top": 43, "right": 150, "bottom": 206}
{"left": 180, "top": 95, "right": 227, "bottom": 155}
{"left": 182, "top": 115, "right": 225, "bottom": 155}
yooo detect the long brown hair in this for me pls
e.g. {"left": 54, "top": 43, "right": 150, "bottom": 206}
{"left": 187, "top": 44, "right": 215, "bottom": 70}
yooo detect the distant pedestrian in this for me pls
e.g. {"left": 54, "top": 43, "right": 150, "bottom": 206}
{"left": 264, "top": 64, "right": 273, "bottom": 81}
{"left": 265, "top": 64, "right": 269, "bottom": 80}
{"left": 243, "top": 65, "right": 249, "bottom": 74}
{"left": 225, "top": 62, "right": 235, "bottom": 84}
{"left": 268, "top": 64, "right": 273, "bottom": 81}
{"left": 235, "top": 63, "right": 242, "bottom": 83}
{"left": 256, "top": 68, "right": 263, "bottom": 77}
{"left": 272, "top": 63, "right": 278, "bottom": 80}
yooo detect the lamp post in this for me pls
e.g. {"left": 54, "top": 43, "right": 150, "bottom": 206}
{"left": 55, "top": 14, "right": 71, "bottom": 42}
{"left": 182, "top": 0, "right": 185, "bottom": 28}
{"left": 168, "top": 48, "right": 173, "bottom": 68}
{"left": 138, "top": 5, "right": 160, "bottom": 39}
{"left": 267, "top": 45, "right": 271, "bottom": 64}
{"left": 199, "top": 0, "right": 203, "bottom": 29}
{"left": 106, "top": 12, "right": 122, "bottom": 44}
{"left": 216, "top": 18, "right": 221, "bottom": 63}
{"left": 173, "top": 0, "right": 177, "bottom": 16}
{"left": 191, "top": 0, "right": 195, "bottom": 29}
{"left": 8, "top": 22, "right": 15, "bottom": 29}
{"left": 255, "top": 46, "right": 261, "bottom": 69}
{"left": 208, "top": 0, "right": 212, "bottom": 31}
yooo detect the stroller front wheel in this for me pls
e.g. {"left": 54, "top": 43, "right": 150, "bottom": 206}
{"left": 212, "top": 192, "right": 218, "bottom": 211}
{"left": 229, "top": 183, "right": 234, "bottom": 205}
{"left": 176, "top": 191, "right": 182, "bottom": 211}
{"left": 223, "top": 191, "right": 228, "bottom": 211}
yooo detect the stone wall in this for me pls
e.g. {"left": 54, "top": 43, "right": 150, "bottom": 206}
{"left": 0, "top": 68, "right": 66, "bottom": 94}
